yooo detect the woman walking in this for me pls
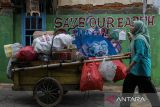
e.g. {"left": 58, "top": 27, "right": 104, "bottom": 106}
{"left": 121, "top": 20, "right": 160, "bottom": 107}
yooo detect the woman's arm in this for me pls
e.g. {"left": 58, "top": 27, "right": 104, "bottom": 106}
{"left": 126, "top": 39, "right": 145, "bottom": 73}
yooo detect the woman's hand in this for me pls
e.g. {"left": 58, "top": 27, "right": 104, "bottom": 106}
{"left": 126, "top": 61, "right": 136, "bottom": 74}
{"left": 126, "top": 67, "right": 131, "bottom": 74}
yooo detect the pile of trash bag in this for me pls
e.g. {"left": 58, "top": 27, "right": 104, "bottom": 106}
{"left": 32, "top": 33, "right": 73, "bottom": 54}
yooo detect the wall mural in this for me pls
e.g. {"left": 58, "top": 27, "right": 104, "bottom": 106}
{"left": 52, "top": 15, "right": 155, "bottom": 55}
{"left": 54, "top": 15, "right": 155, "bottom": 29}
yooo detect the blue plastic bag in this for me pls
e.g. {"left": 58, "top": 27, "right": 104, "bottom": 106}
{"left": 73, "top": 28, "right": 117, "bottom": 57}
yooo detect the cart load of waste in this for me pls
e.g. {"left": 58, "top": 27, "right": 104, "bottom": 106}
{"left": 4, "top": 28, "right": 129, "bottom": 84}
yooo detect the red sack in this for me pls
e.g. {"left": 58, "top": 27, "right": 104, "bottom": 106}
{"left": 80, "top": 62, "right": 104, "bottom": 91}
{"left": 112, "top": 60, "right": 127, "bottom": 82}
{"left": 16, "top": 46, "right": 37, "bottom": 61}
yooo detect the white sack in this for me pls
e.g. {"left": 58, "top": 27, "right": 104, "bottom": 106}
{"left": 52, "top": 33, "right": 73, "bottom": 51}
{"left": 32, "top": 34, "right": 53, "bottom": 54}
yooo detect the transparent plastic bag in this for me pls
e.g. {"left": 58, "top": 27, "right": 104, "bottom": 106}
{"left": 99, "top": 58, "right": 117, "bottom": 81}
{"left": 12, "top": 43, "right": 23, "bottom": 58}
{"left": 4, "top": 43, "right": 22, "bottom": 58}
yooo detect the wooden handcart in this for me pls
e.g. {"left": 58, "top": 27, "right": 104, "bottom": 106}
{"left": 11, "top": 54, "right": 130, "bottom": 107}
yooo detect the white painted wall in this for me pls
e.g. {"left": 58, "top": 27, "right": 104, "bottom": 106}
{"left": 58, "top": 0, "right": 154, "bottom": 6}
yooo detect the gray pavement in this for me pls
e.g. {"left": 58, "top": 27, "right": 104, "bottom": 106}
{"left": 0, "top": 84, "right": 156, "bottom": 107}
{"left": 0, "top": 84, "right": 105, "bottom": 107}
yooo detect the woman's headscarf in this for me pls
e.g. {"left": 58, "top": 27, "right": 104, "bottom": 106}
{"left": 132, "top": 20, "right": 150, "bottom": 44}
{"left": 130, "top": 20, "right": 150, "bottom": 55}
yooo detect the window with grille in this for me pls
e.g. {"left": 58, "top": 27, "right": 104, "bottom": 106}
{"left": 21, "top": 0, "right": 46, "bottom": 46}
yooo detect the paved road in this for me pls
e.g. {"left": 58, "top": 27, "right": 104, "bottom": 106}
{"left": 0, "top": 84, "right": 154, "bottom": 107}
{"left": 0, "top": 87, "right": 104, "bottom": 107}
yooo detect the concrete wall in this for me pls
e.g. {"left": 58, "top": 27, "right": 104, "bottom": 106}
{"left": 58, "top": 0, "right": 153, "bottom": 6}
{"left": 0, "top": 9, "right": 13, "bottom": 82}
{"left": 0, "top": 0, "right": 160, "bottom": 86}
{"left": 0, "top": 8, "right": 21, "bottom": 82}
{"left": 1, "top": 12, "right": 160, "bottom": 86}
{"left": 56, "top": 0, "right": 158, "bottom": 15}
{"left": 13, "top": 14, "right": 21, "bottom": 43}
{"left": 46, "top": 14, "right": 160, "bottom": 86}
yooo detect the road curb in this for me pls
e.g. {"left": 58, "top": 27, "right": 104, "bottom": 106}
{"left": 1, "top": 84, "right": 160, "bottom": 92}
{"left": 0, "top": 83, "right": 13, "bottom": 89}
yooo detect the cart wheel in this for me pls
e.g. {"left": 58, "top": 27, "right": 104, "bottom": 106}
{"left": 33, "top": 77, "right": 63, "bottom": 107}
